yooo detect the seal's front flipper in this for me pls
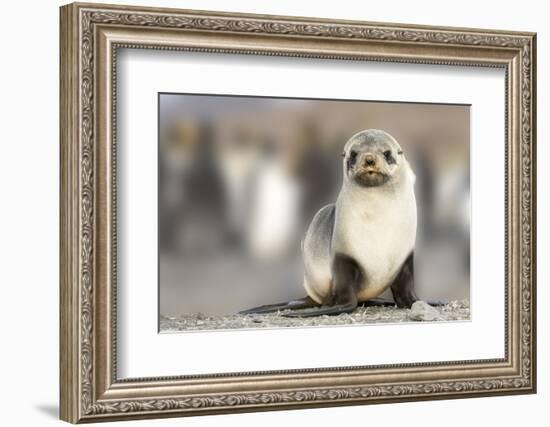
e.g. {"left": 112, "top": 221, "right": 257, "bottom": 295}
{"left": 390, "top": 251, "right": 417, "bottom": 308}
{"left": 281, "top": 302, "right": 357, "bottom": 317}
{"left": 283, "top": 253, "right": 360, "bottom": 317}
{"left": 239, "top": 296, "right": 317, "bottom": 315}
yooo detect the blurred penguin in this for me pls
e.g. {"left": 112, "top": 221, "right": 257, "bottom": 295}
{"left": 159, "top": 119, "right": 226, "bottom": 255}
{"left": 246, "top": 136, "right": 302, "bottom": 260}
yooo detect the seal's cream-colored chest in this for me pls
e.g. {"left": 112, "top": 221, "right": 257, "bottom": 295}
{"left": 332, "top": 185, "right": 417, "bottom": 300}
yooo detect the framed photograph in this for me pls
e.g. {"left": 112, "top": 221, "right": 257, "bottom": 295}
{"left": 59, "top": 2, "right": 537, "bottom": 423}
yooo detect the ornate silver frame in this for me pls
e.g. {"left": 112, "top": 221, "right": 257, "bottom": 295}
{"left": 60, "top": 2, "right": 536, "bottom": 423}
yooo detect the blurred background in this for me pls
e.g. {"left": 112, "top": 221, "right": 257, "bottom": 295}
{"left": 158, "top": 94, "right": 470, "bottom": 317}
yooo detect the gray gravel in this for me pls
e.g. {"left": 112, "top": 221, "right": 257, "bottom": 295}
{"left": 160, "top": 300, "right": 470, "bottom": 332}
{"left": 408, "top": 300, "right": 444, "bottom": 321}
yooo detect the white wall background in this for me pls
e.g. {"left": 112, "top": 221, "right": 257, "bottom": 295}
{"left": 0, "top": 0, "right": 545, "bottom": 425}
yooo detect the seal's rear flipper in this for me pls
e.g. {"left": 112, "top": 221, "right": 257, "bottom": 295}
{"left": 239, "top": 296, "right": 317, "bottom": 315}
{"left": 360, "top": 298, "right": 447, "bottom": 307}
{"left": 281, "top": 302, "right": 357, "bottom": 318}
{"left": 425, "top": 300, "right": 447, "bottom": 307}
{"left": 360, "top": 298, "right": 396, "bottom": 307}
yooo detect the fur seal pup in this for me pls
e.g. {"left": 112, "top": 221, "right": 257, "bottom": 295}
{"left": 240, "top": 129, "right": 418, "bottom": 317}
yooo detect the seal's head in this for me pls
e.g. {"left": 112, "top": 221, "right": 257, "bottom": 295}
{"left": 342, "top": 129, "right": 412, "bottom": 188}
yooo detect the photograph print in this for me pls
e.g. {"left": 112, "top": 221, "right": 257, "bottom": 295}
{"left": 158, "top": 93, "right": 470, "bottom": 332}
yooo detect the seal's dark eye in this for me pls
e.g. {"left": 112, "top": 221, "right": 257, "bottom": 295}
{"left": 383, "top": 150, "right": 396, "bottom": 165}
{"left": 346, "top": 150, "right": 358, "bottom": 170}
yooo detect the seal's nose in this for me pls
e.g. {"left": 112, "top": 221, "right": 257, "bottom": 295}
{"left": 364, "top": 153, "right": 376, "bottom": 166}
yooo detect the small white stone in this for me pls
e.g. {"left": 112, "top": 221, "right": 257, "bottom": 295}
{"left": 408, "top": 301, "right": 442, "bottom": 321}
